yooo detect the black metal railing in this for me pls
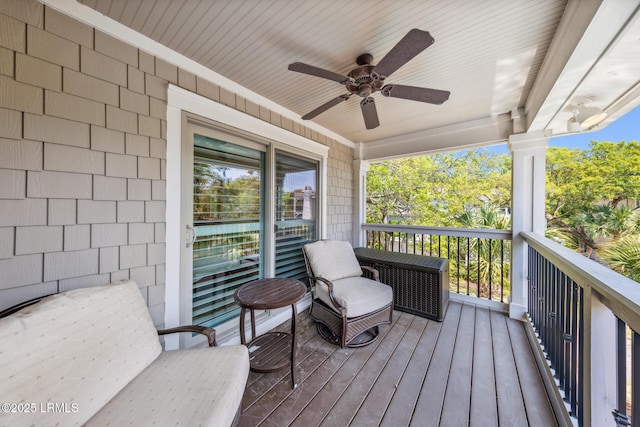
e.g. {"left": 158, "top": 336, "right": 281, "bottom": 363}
{"left": 528, "top": 246, "right": 584, "bottom": 423}
{"left": 523, "top": 232, "right": 640, "bottom": 427}
{"left": 362, "top": 224, "right": 511, "bottom": 302}
{"left": 612, "top": 317, "right": 638, "bottom": 427}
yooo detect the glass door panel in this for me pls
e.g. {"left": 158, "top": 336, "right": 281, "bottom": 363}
{"left": 274, "top": 151, "right": 318, "bottom": 284}
{"left": 192, "top": 134, "right": 264, "bottom": 327}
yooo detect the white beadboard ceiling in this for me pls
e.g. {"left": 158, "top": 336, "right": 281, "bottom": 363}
{"left": 77, "top": 0, "right": 640, "bottom": 153}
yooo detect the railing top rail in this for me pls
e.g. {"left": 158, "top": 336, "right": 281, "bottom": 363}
{"left": 362, "top": 223, "right": 512, "bottom": 240}
{"left": 522, "top": 231, "right": 640, "bottom": 333}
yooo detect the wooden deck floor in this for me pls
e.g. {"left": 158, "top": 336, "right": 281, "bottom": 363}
{"left": 238, "top": 301, "right": 558, "bottom": 427}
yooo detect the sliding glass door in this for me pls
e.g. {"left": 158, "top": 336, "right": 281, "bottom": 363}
{"left": 191, "top": 134, "right": 265, "bottom": 327}
{"left": 182, "top": 120, "right": 322, "bottom": 331}
{"left": 274, "top": 152, "right": 318, "bottom": 284}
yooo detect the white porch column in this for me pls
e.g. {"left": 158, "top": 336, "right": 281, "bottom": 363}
{"left": 353, "top": 159, "right": 369, "bottom": 248}
{"left": 508, "top": 130, "right": 549, "bottom": 320}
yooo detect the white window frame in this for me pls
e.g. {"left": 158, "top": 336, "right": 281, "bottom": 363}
{"left": 165, "top": 85, "right": 328, "bottom": 349}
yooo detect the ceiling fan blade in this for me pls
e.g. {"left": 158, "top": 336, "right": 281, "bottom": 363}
{"left": 381, "top": 84, "right": 450, "bottom": 104}
{"left": 372, "top": 29, "right": 435, "bottom": 80}
{"left": 360, "top": 97, "right": 380, "bottom": 129}
{"left": 301, "top": 94, "right": 351, "bottom": 120}
{"left": 288, "top": 62, "right": 351, "bottom": 84}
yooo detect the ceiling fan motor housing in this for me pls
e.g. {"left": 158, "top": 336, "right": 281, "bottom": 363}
{"left": 346, "top": 61, "right": 383, "bottom": 98}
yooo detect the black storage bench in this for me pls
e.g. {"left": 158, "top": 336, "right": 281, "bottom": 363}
{"left": 353, "top": 247, "right": 449, "bottom": 321}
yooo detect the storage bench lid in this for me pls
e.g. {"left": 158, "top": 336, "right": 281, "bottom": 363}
{"left": 353, "top": 247, "right": 448, "bottom": 272}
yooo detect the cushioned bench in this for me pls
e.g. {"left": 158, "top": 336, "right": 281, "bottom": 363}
{"left": 0, "top": 280, "right": 249, "bottom": 426}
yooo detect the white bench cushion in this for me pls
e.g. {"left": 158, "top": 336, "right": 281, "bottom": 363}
{"left": 0, "top": 280, "right": 162, "bottom": 426}
{"left": 87, "top": 345, "right": 249, "bottom": 427}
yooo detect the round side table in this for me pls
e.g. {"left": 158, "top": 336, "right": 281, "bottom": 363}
{"left": 233, "top": 277, "right": 307, "bottom": 389}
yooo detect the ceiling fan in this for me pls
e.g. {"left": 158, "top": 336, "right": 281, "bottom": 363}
{"left": 288, "top": 29, "right": 450, "bottom": 130}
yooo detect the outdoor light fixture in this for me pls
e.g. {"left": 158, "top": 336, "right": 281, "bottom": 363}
{"left": 566, "top": 97, "right": 608, "bottom": 132}
{"left": 566, "top": 116, "right": 582, "bottom": 132}
{"left": 575, "top": 104, "right": 607, "bottom": 128}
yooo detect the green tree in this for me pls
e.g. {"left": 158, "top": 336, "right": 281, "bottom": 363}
{"left": 601, "top": 235, "right": 640, "bottom": 282}
{"left": 545, "top": 140, "right": 640, "bottom": 255}
{"left": 366, "top": 150, "right": 511, "bottom": 227}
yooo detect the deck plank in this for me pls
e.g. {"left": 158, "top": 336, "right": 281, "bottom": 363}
{"left": 317, "top": 312, "right": 414, "bottom": 426}
{"left": 379, "top": 319, "right": 442, "bottom": 427}
{"left": 240, "top": 335, "right": 338, "bottom": 425}
{"left": 237, "top": 301, "right": 559, "bottom": 427}
{"left": 506, "top": 315, "right": 558, "bottom": 426}
{"left": 261, "top": 312, "right": 404, "bottom": 426}
{"left": 242, "top": 321, "right": 327, "bottom": 408}
{"left": 409, "top": 301, "right": 462, "bottom": 427}
{"left": 287, "top": 312, "right": 404, "bottom": 427}
{"left": 490, "top": 308, "right": 528, "bottom": 426}
{"left": 439, "top": 303, "right": 476, "bottom": 427}
{"left": 469, "top": 305, "right": 498, "bottom": 427}
{"left": 350, "top": 315, "right": 429, "bottom": 425}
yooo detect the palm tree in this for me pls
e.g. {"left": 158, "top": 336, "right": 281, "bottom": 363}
{"left": 449, "top": 205, "right": 511, "bottom": 299}
{"left": 601, "top": 235, "right": 640, "bottom": 282}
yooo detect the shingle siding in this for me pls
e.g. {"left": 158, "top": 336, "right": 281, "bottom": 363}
{"left": 0, "top": 0, "right": 354, "bottom": 330}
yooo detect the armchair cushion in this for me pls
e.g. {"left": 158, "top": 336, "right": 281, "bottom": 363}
{"left": 304, "top": 240, "right": 362, "bottom": 281}
{"left": 315, "top": 276, "right": 393, "bottom": 318}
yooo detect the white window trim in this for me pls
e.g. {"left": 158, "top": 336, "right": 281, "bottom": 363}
{"left": 166, "top": 85, "right": 326, "bottom": 349}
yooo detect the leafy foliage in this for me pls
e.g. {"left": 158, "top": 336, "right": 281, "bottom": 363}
{"left": 366, "top": 150, "right": 511, "bottom": 226}
{"left": 601, "top": 235, "right": 640, "bottom": 282}
{"left": 545, "top": 141, "right": 640, "bottom": 266}
{"left": 365, "top": 140, "right": 640, "bottom": 284}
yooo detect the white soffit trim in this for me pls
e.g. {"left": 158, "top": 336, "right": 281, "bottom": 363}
{"left": 361, "top": 113, "right": 513, "bottom": 161}
{"left": 526, "top": 0, "right": 639, "bottom": 131}
{"left": 41, "top": 0, "right": 355, "bottom": 149}
{"left": 168, "top": 85, "right": 329, "bottom": 157}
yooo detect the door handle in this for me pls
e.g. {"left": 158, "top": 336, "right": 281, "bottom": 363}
{"left": 186, "top": 225, "right": 197, "bottom": 247}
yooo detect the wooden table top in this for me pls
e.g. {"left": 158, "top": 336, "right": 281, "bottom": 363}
{"left": 234, "top": 277, "right": 307, "bottom": 310}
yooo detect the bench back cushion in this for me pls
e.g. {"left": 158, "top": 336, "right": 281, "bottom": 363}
{"left": 0, "top": 280, "right": 162, "bottom": 426}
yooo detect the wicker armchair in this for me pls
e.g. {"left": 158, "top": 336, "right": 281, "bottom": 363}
{"left": 302, "top": 240, "right": 393, "bottom": 348}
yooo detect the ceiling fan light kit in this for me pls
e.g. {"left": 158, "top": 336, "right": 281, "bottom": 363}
{"left": 288, "top": 29, "right": 450, "bottom": 130}
{"left": 567, "top": 97, "right": 608, "bottom": 131}
{"left": 576, "top": 104, "right": 607, "bottom": 128}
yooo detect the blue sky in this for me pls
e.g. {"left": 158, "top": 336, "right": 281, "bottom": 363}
{"left": 486, "top": 104, "right": 639, "bottom": 154}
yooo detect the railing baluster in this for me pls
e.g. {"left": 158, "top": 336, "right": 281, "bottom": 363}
{"left": 500, "top": 240, "right": 504, "bottom": 302}
{"left": 429, "top": 234, "right": 433, "bottom": 256}
{"left": 558, "top": 272, "right": 567, "bottom": 390}
{"left": 360, "top": 224, "right": 511, "bottom": 303}
{"left": 550, "top": 264, "right": 558, "bottom": 377}
{"left": 466, "top": 237, "right": 470, "bottom": 296}
{"left": 488, "top": 239, "right": 493, "bottom": 300}
{"left": 633, "top": 330, "right": 639, "bottom": 427}
{"left": 612, "top": 317, "right": 631, "bottom": 427}
{"left": 578, "top": 285, "right": 585, "bottom": 425}
{"left": 456, "top": 236, "right": 460, "bottom": 294}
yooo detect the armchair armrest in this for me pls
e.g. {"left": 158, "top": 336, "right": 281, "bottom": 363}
{"left": 157, "top": 325, "right": 217, "bottom": 347}
{"left": 360, "top": 265, "right": 380, "bottom": 281}
{"left": 308, "top": 275, "right": 346, "bottom": 314}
